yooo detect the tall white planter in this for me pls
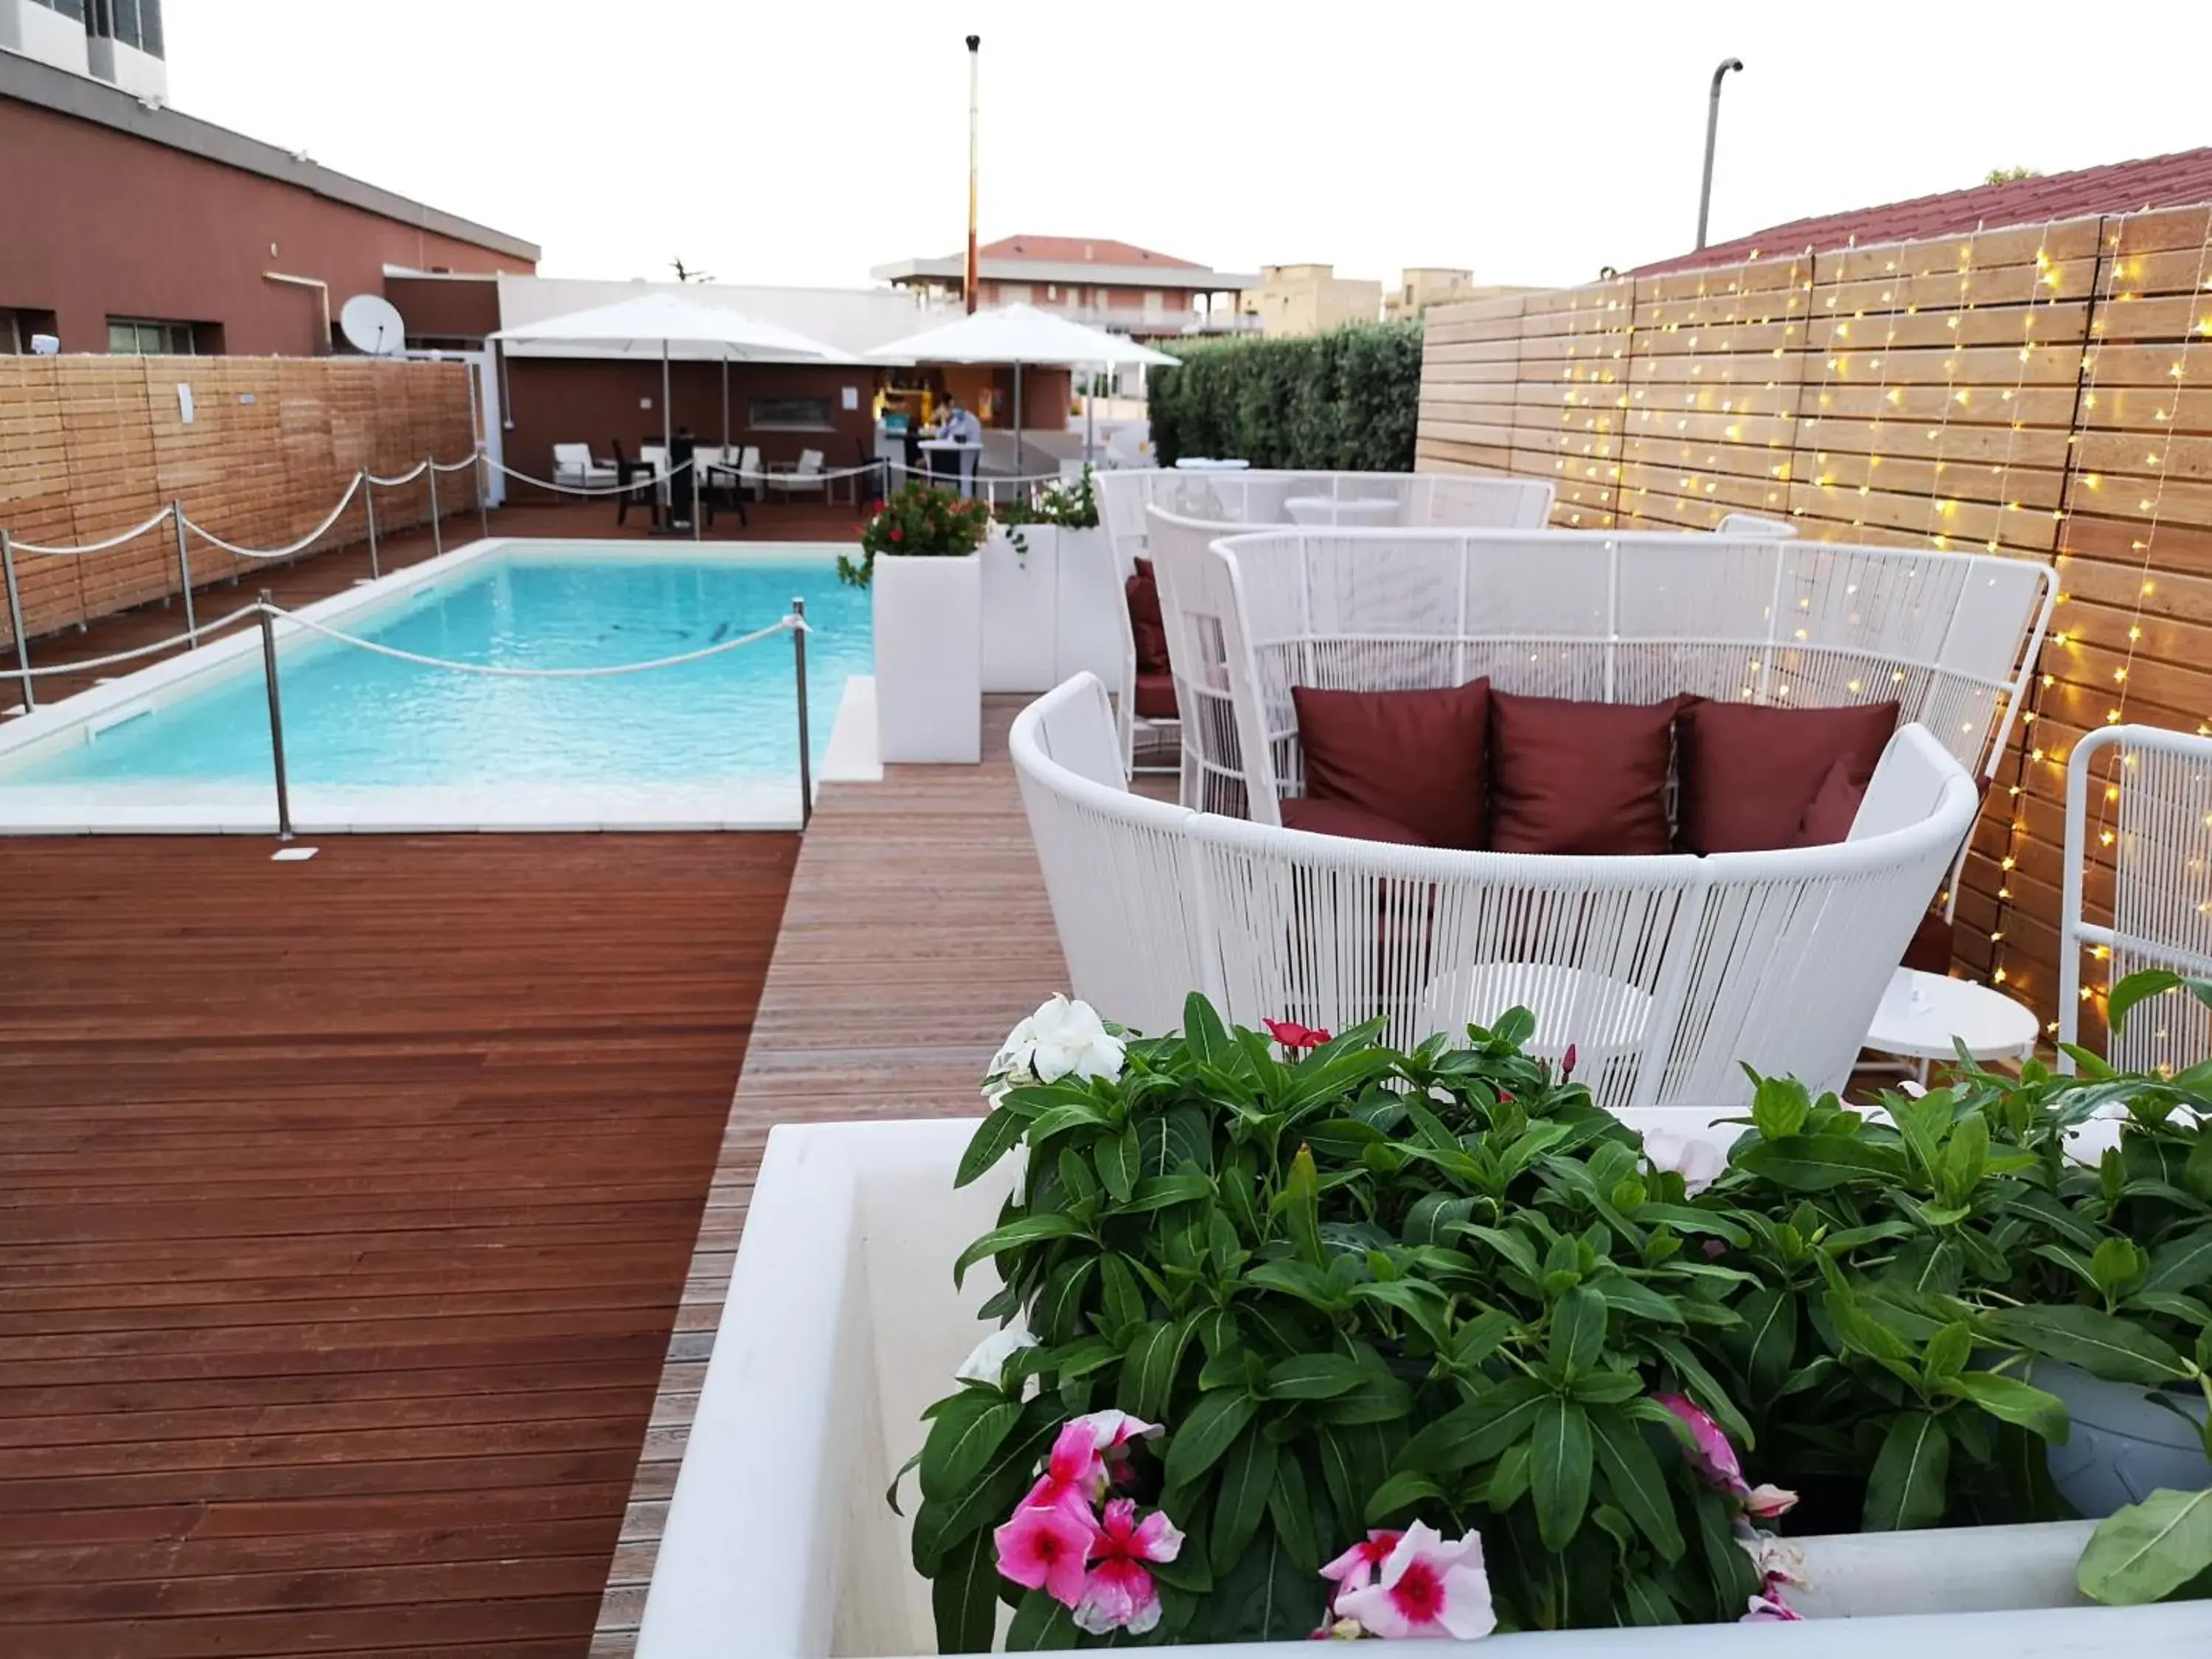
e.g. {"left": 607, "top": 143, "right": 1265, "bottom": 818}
{"left": 872, "top": 552, "right": 981, "bottom": 764}
{"left": 1052, "top": 525, "right": 1124, "bottom": 686}
{"left": 980, "top": 527, "right": 1057, "bottom": 694}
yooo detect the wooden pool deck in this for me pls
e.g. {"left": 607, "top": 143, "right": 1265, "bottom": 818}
{"left": 585, "top": 700, "right": 1073, "bottom": 1655}
{"left": 0, "top": 830, "right": 797, "bottom": 1658}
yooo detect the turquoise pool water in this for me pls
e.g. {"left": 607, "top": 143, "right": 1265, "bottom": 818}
{"left": 7, "top": 550, "right": 871, "bottom": 788}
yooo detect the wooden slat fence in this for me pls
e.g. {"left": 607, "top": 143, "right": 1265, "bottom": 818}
{"left": 1418, "top": 205, "right": 2212, "bottom": 1035}
{"left": 0, "top": 355, "right": 476, "bottom": 647}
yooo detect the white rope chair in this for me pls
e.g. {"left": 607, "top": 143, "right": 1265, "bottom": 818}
{"left": 1013, "top": 673, "right": 1980, "bottom": 1112}
{"left": 2060, "top": 724, "right": 2212, "bottom": 1075}
{"left": 1209, "top": 529, "right": 2054, "bottom": 825}
{"left": 1715, "top": 511, "right": 1798, "bottom": 538}
{"left": 1096, "top": 470, "right": 1557, "bottom": 783}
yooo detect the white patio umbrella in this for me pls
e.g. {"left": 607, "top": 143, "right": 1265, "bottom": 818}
{"left": 491, "top": 291, "right": 844, "bottom": 456}
{"left": 864, "top": 302, "right": 1178, "bottom": 476}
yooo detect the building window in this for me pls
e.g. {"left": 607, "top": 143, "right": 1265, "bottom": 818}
{"left": 108, "top": 317, "right": 199, "bottom": 355}
{"left": 748, "top": 396, "right": 835, "bottom": 432}
{"left": 1143, "top": 291, "right": 1165, "bottom": 318}
{"left": 1046, "top": 285, "right": 1058, "bottom": 302}
{"left": 2, "top": 308, "right": 60, "bottom": 353}
{"left": 999, "top": 284, "right": 1033, "bottom": 305}
{"left": 32, "top": 0, "right": 87, "bottom": 20}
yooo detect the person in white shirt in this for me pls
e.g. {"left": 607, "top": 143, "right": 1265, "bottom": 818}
{"left": 933, "top": 399, "right": 983, "bottom": 446}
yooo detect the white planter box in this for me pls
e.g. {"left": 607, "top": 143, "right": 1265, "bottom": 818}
{"left": 979, "top": 526, "right": 1123, "bottom": 695}
{"left": 874, "top": 553, "right": 982, "bottom": 763}
{"left": 980, "top": 528, "right": 1058, "bottom": 694}
{"left": 636, "top": 1113, "right": 2197, "bottom": 1658}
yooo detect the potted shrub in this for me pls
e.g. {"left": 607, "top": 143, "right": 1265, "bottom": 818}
{"left": 842, "top": 481, "right": 992, "bottom": 763}
{"left": 982, "top": 469, "right": 1119, "bottom": 695}
{"left": 902, "top": 990, "right": 2212, "bottom": 1646}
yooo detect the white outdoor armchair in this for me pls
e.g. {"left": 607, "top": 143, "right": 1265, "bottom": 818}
{"left": 1206, "top": 528, "right": 2055, "bottom": 824}
{"left": 1012, "top": 672, "right": 1980, "bottom": 1113}
{"left": 2060, "top": 723, "right": 2212, "bottom": 1075}
{"left": 552, "top": 442, "right": 618, "bottom": 490}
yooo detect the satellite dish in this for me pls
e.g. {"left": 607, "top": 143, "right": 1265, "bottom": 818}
{"left": 339, "top": 293, "right": 408, "bottom": 356}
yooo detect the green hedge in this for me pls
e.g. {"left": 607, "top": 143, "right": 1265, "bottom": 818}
{"left": 1147, "top": 319, "right": 1422, "bottom": 470}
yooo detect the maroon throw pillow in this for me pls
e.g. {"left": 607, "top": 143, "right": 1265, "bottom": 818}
{"left": 1281, "top": 795, "right": 1434, "bottom": 846}
{"left": 1488, "top": 691, "right": 1680, "bottom": 856}
{"left": 1292, "top": 680, "right": 1489, "bottom": 852}
{"left": 1127, "top": 558, "right": 1169, "bottom": 675}
{"left": 1134, "top": 672, "right": 1178, "bottom": 720}
{"left": 1792, "top": 755, "right": 1864, "bottom": 846}
{"left": 1901, "top": 906, "right": 1955, "bottom": 975}
{"left": 1677, "top": 698, "right": 1899, "bottom": 854}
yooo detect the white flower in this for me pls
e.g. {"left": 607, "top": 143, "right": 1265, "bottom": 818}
{"left": 992, "top": 995, "right": 1124, "bottom": 1087}
{"left": 1643, "top": 1127, "right": 1725, "bottom": 1195}
{"left": 1734, "top": 1520, "right": 1807, "bottom": 1588}
{"left": 955, "top": 1323, "right": 1038, "bottom": 1388}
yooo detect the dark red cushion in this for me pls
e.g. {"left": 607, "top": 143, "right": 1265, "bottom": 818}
{"left": 1792, "top": 755, "right": 1864, "bottom": 846}
{"left": 1489, "top": 691, "right": 1680, "bottom": 856}
{"left": 1281, "top": 796, "right": 1434, "bottom": 846}
{"left": 1902, "top": 907, "right": 1955, "bottom": 975}
{"left": 1292, "top": 680, "right": 1489, "bottom": 852}
{"left": 1127, "top": 558, "right": 1169, "bottom": 675}
{"left": 1134, "top": 672, "right": 1178, "bottom": 720}
{"left": 1677, "top": 698, "right": 1899, "bottom": 854}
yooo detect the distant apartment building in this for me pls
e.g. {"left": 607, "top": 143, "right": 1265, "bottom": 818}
{"left": 1241, "top": 264, "right": 1383, "bottom": 337}
{"left": 1382, "top": 267, "right": 1544, "bottom": 321}
{"left": 1, "top": 0, "right": 165, "bottom": 100}
{"left": 871, "top": 236, "right": 1258, "bottom": 339}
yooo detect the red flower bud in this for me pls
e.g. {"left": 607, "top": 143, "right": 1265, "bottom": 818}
{"left": 889, "top": 526, "right": 904, "bottom": 543}
{"left": 1560, "top": 1043, "right": 1578, "bottom": 1081}
{"left": 1262, "top": 1018, "right": 1329, "bottom": 1051}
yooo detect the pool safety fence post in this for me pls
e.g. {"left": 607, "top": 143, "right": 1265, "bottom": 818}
{"left": 1, "top": 530, "right": 32, "bottom": 713}
{"left": 428, "top": 463, "right": 444, "bottom": 558}
{"left": 362, "top": 471, "right": 380, "bottom": 580}
{"left": 256, "top": 594, "right": 294, "bottom": 842}
{"left": 475, "top": 450, "right": 490, "bottom": 543}
{"left": 792, "top": 596, "right": 813, "bottom": 830}
{"left": 171, "top": 501, "right": 198, "bottom": 644}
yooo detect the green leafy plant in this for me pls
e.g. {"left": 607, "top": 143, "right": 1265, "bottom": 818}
{"left": 1147, "top": 321, "right": 1422, "bottom": 470}
{"left": 838, "top": 479, "right": 992, "bottom": 588}
{"left": 995, "top": 466, "right": 1099, "bottom": 561}
{"left": 906, "top": 999, "right": 1810, "bottom": 1646}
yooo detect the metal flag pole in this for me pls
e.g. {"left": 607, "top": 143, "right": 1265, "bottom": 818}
{"left": 964, "top": 35, "right": 981, "bottom": 314}
{"left": 791, "top": 595, "right": 813, "bottom": 830}
{"left": 1, "top": 530, "right": 33, "bottom": 712}
{"left": 257, "top": 592, "right": 293, "bottom": 841}
{"left": 170, "top": 501, "right": 198, "bottom": 644}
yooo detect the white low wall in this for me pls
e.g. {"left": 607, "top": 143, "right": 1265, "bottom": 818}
{"left": 634, "top": 1115, "right": 2190, "bottom": 1659}
{"left": 980, "top": 526, "right": 1121, "bottom": 694}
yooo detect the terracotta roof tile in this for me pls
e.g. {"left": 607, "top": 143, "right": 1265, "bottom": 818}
{"left": 1633, "top": 147, "right": 2212, "bottom": 276}
{"left": 977, "top": 235, "right": 1203, "bottom": 269}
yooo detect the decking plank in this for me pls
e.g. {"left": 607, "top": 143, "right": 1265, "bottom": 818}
{"left": 0, "top": 831, "right": 794, "bottom": 1657}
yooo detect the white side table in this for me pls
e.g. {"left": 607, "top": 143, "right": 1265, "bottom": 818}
{"left": 1864, "top": 967, "right": 2039, "bottom": 1082}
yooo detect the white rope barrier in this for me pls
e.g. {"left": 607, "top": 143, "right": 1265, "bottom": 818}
{"left": 263, "top": 604, "right": 805, "bottom": 679}
{"left": 15, "top": 506, "right": 179, "bottom": 558}
{"left": 428, "top": 453, "right": 482, "bottom": 473}
{"left": 364, "top": 461, "right": 431, "bottom": 488}
{"left": 15, "top": 602, "right": 265, "bottom": 678}
{"left": 183, "top": 473, "right": 366, "bottom": 561}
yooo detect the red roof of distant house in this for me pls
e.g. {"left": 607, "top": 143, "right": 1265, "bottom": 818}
{"left": 978, "top": 235, "right": 1203, "bottom": 269}
{"left": 1634, "top": 147, "right": 2212, "bottom": 276}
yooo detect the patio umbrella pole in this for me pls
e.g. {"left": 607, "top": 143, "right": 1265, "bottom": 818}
{"left": 661, "top": 340, "right": 675, "bottom": 532}
{"left": 1013, "top": 360, "right": 1023, "bottom": 481}
{"left": 721, "top": 357, "right": 731, "bottom": 449}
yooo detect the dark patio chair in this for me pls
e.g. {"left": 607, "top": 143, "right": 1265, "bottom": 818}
{"left": 610, "top": 439, "right": 660, "bottom": 528}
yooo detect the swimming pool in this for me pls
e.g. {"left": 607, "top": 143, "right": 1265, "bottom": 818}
{"left": 0, "top": 540, "right": 877, "bottom": 832}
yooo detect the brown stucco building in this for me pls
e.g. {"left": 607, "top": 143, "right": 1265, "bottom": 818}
{"left": 0, "top": 47, "right": 537, "bottom": 358}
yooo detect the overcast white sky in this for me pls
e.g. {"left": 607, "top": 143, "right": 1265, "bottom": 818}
{"left": 169, "top": 0, "right": 2212, "bottom": 289}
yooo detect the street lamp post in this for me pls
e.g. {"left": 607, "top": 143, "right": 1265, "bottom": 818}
{"left": 1697, "top": 58, "right": 1745, "bottom": 252}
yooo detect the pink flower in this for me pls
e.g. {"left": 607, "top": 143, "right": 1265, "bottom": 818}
{"left": 994, "top": 1500, "right": 1098, "bottom": 1608}
{"left": 1021, "top": 1411, "right": 1161, "bottom": 1512}
{"left": 1742, "top": 1593, "right": 1804, "bottom": 1623}
{"left": 1743, "top": 1483, "right": 1799, "bottom": 1519}
{"left": 1319, "top": 1529, "right": 1403, "bottom": 1601}
{"left": 1264, "top": 1018, "right": 1330, "bottom": 1050}
{"left": 1329, "top": 1521, "right": 1495, "bottom": 1641}
{"left": 1703, "top": 1238, "right": 1730, "bottom": 1260}
{"left": 1071, "top": 1498, "right": 1182, "bottom": 1635}
{"left": 1654, "top": 1392, "right": 1746, "bottom": 1492}
{"left": 1560, "top": 1043, "right": 1579, "bottom": 1080}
